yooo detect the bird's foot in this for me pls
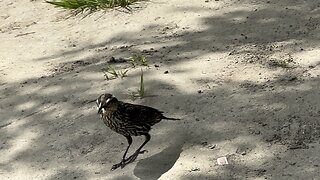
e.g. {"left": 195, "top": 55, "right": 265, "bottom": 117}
{"left": 125, "top": 150, "right": 148, "bottom": 164}
{"left": 111, "top": 160, "right": 126, "bottom": 171}
{"left": 139, "top": 150, "right": 148, "bottom": 154}
{"left": 111, "top": 150, "right": 148, "bottom": 171}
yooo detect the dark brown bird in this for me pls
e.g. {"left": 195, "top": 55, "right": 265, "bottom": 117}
{"left": 96, "top": 93, "right": 179, "bottom": 170}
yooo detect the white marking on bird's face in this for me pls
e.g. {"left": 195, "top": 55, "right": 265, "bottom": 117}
{"left": 96, "top": 99, "right": 100, "bottom": 109}
{"left": 105, "top": 97, "right": 112, "bottom": 104}
{"left": 98, "top": 102, "right": 102, "bottom": 110}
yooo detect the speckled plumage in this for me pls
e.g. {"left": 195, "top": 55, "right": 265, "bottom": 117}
{"left": 96, "top": 93, "right": 179, "bottom": 170}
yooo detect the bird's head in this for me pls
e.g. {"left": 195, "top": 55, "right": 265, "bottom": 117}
{"left": 96, "top": 93, "right": 117, "bottom": 114}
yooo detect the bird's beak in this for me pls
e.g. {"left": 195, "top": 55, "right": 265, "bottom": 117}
{"left": 87, "top": 99, "right": 96, "bottom": 103}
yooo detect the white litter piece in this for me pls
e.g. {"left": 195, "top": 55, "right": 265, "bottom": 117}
{"left": 217, "top": 157, "right": 228, "bottom": 165}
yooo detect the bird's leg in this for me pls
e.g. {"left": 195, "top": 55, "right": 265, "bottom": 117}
{"left": 125, "top": 133, "right": 151, "bottom": 164}
{"left": 111, "top": 136, "right": 132, "bottom": 171}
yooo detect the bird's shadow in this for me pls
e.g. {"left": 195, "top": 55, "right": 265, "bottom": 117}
{"left": 133, "top": 143, "right": 183, "bottom": 180}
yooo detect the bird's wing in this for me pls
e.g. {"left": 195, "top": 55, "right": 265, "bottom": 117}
{"left": 119, "top": 102, "right": 163, "bottom": 124}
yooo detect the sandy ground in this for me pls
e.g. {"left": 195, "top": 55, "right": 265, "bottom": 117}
{"left": 1, "top": 0, "right": 320, "bottom": 179}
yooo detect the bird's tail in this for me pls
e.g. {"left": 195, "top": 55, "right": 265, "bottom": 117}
{"left": 162, "top": 116, "right": 180, "bottom": 120}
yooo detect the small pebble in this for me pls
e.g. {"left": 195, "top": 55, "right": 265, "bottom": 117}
{"left": 209, "top": 144, "right": 217, "bottom": 149}
{"left": 217, "top": 157, "right": 228, "bottom": 165}
{"left": 190, "top": 167, "right": 200, "bottom": 172}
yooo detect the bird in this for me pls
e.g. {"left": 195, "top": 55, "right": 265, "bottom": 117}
{"left": 95, "top": 93, "right": 180, "bottom": 171}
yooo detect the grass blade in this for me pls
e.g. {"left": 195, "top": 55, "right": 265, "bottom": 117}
{"left": 138, "top": 68, "right": 144, "bottom": 97}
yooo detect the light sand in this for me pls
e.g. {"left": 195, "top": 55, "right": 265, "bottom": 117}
{"left": 1, "top": 0, "right": 319, "bottom": 179}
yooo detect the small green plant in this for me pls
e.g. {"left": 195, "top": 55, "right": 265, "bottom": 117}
{"left": 139, "top": 55, "right": 148, "bottom": 66}
{"left": 103, "top": 65, "right": 117, "bottom": 80}
{"left": 130, "top": 57, "right": 138, "bottom": 68}
{"left": 119, "top": 69, "right": 129, "bottom": 79}
{"left": 130, "top": 54, "right": 148, "bottom": 67}
{"left": 102, "top": 65, "right": 128, "bottom": 80}
{"left": 138, "top": 69, "right": 144, "bottom": 96}
{"left": 46, "top": 0, "right": 141, "bottom": 12}
{"left": 129, "top": 69, "right": 145, "bottom": 100}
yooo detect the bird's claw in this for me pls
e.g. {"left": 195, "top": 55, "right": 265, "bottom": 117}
{"left": 139, "top": 150, "right": 148, "bottom": 154}
{"left": 125, "top": 150, "right": 147, "bottom": 164}
{"left": 111, "top": 150, "right": 148, "bottom": 170}
{"left": 111, "top": 160, "right": 125, "bottom": 171}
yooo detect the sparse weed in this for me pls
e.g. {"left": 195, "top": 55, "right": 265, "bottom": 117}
{"left": 130, "top": 54, "right": 148, "bottom": 67}
{"left": 129, "top": 69, "right": 145, "bottom": 100}
{"left": 103, "top": 65, "right": 118, "bottom": 80}
{"left": 139, "top": 56, "right": 148, "bottom": 66}
{"left": 119, "top": 69, "right": 129, "bottom": 79}
{"left": 46, "top": 0, "right": 141, "bottom": 12}
{"left": 102, "top": 65, "right": 129, "bottom": 80}
{"left": 130, "top": 57, "right": 138, "bottom": 68}
{"left": 138, "top": 69, "right": 144, "bottom": 97}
